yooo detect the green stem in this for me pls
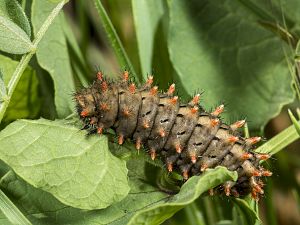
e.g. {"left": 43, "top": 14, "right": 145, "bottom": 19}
{"left": 0, "top": 0, "right": 67, "bottom": 123}
{"left": 93, "top": 0, "right": 140, "bottom": 83}
{"left": 0, "top": 188, "right": 32, "bottom": 225}
{"left": 255, "top": 121, "right": 300, "bottom": 155}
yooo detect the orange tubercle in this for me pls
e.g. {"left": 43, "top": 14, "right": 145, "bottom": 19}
{"left": 158, "top": 128, "right": 166, "bottom": 137}
{"left": 100, "top": 103, "right": 109, "bottom": 111}
{"left": 200, "top": 164, "right": 208, "bottom": 172}
{"left": 210, "top": 118, "right": 220, "bottom": 127}
{"left": 190, "top": 154, "right": 197, "bottom": 164}
{"left": 129, "top": 83, "right": 136, "bottom": 94}
{"left": 80, "top": 110, "right": 88, "bottom": 117}
{"left": 246, "top": 137, "right": 261, "bottom": 145}
{"left": 241, "top": 152, "right": 253, "bottom": 160}
{"left": 150, "top": 149, "right": 156, "bottom": 160}
{"left": 182, "top": 170, "right": 189, "bottom": 180}
{"left": 251, "top": 190, "right": 259, "bottom": 201}
{"left": 256, "top": 153, "right": 270, "bottom": 160}
{"left": 231, "top": 119, "right": 246, "bottom": 130}
{"left": 123, "top": 70, "right": 129, "bottom": 81}
{"left": 261, "top": 170, "right": 272, "bottom": 177}
{"left": 253, "top": 184, "right": 264, "bottom": 194}
{"left": 190, "top": 106, "right": 199, "bottom": 114}
{"left": 97, "top": 127, "right": 103, "bottom": 135}
{"left": 135, "top": 138, "right": 141, "bottom": 150}
{"left": 101, "top": 81, "right": 108, "bottom": 92}
{"left": 122, "top": 107, "right": 131, "bottom": 117}
{"left": 252, "top": 170, "right": 261, "bottom": 177}
{"left": 191, "top": 94, "right": 200, "bottom": 105}
{"left": 150, "top": 86, "right": 158, "bottom": 95}
{"left": 224, "top": 185, "right": 231, "bottom": 196}
{"left": 146, "top": 75, "right": 153, "bottom": 86}
{"left": 228, "top": 136, "right": 239, "bottom": 143}
{"left": 118, "top": 135, "right": 124, "bottom": 145}
{"left": 211, "top": 104, "right": 224, "bottom": 116}
{"left": 167, "top": 83, "right": 175, "bottom": 95}
{"left": 142, "top": 120, "right": 150, "bottom": 129}
{"left": 167, "top": 163, "right": 173, "bottom": 172}
{"left": 90, "top": 117, "right": 97, "bottom": 125}
{"left": 97, "top": 71, "right": 103, "bottom": 81}
{"left": 169, "top": 96, "right": 178, "bottom": 105}
{"left": 175, "top": 144, "right": 182, "bottom": 153}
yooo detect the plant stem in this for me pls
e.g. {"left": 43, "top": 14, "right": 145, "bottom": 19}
{"left": 93, "top": 0, "right": 140, "bottom": 83}
{"left": 0, "top": 188, "right": 32, "bottom": 225}
{"left": 255, "top": 121, "right": 300, "bottom": 155}
{"left": 0, "top": 0, "right": 67, "bottom": 123}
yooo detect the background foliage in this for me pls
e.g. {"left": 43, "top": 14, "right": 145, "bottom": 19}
{"left": 0, "top": 0, "right": 299, "bottom": 225}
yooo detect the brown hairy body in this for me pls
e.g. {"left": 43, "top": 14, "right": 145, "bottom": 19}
{"left": 75, "top": 71, "right": 272, "bottom": 199}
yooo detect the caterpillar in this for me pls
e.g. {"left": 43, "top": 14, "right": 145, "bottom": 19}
{"left": 74, "top": 71, "right": 272, "bottom": 200}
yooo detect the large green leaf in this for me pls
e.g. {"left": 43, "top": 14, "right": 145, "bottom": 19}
{"left": 132, "top": 0, "right": 164, "bottom": 76}
{"left": 168, "top": 0, "right": 294, "bottom": 130}
{"left": 0, "top": 55, "right": 40, "bottom": 125}
{"left": 0, "top": 153, "right": 236, "bottom": 225}
{"left": 127, "top": 167, "right": 237, "bottom": 225}
{"left": 0, "top": 158, "right": 168, "bottom": 224}
{"left": 0, "top": 15, "right": 33, "bottom": 54}
{"left": 0, "top": 119, "right": 129, "bottom": 210}
{"left": 31, "top": 0, "right": 75, "bottom": 118}
{"left": 0, "top": 0, "right": 31, "bottom": 37}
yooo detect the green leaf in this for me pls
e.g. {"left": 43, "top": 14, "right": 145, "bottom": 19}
{"left": 0, "top": 188, "right": 32, "bottom": 225}
{"left": 93, "top": 0, "right": 140, "bottom": 83}
{"left": 0, "top": 55, "right": 40, "bottom": 125}
{"left": 0, "top": 160, "right": 167, "bottom": 224}
{"left": 168, "top": 0, "right": 294, "bottom": 130}
{"left": 0, "top": 15, "right": 33, "bottom": 54}
{"left": 132, "top": 0, "right": 164, "bottom": 76}
{"left": 127, "top": 167, "right": 237, "bottom": 225}
{"left": 0, "top": 158, "right": 236, "bottom": 224}
{"left": 0, "top": 0, "right": 31, "bottom": 37}
{"left": 31, "top": 1, "right": 75, "bottom": 118}
{"left": 0, "top": 119, "right": 129, "bottom": 210}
